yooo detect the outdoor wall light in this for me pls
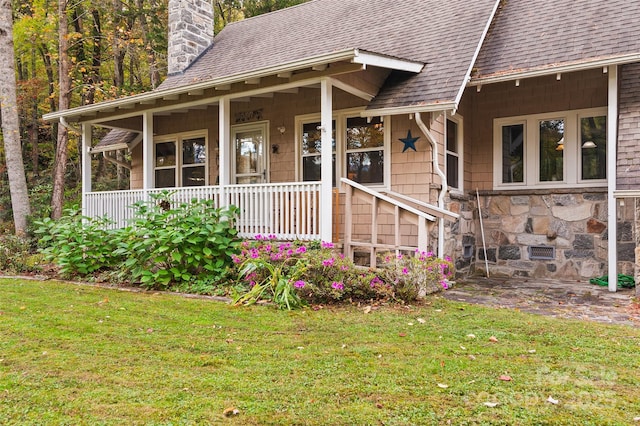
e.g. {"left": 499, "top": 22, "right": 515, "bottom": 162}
{"left": 582, "top": 140, "right": 597, "bottom": 149}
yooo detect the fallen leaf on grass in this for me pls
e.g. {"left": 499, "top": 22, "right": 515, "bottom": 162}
{"left": 19, "top": 306, "right": 26, "bottom": 310}
{"left": 468, "top": 355, "right": 476, "bottom": 360}
{"left": 416, "top": 318, "right": 426, "bottom": 324}
{"left": 146, "top": 328, "right": 154, "bottom": 333}
{"left": 483, "top": 402, "right": 499, "bottom": 408}
{"left": 460, "top": 345, "right": 466, "bottom": 350}
{"left": 398, "top": 333, "right": 407, "bottom": 337}
{"left": 547, "top": 396, "right": 559, "bottom": 405}
{"left": 489, "top": 336, "right": 499, "bottom": 343}
{"left": 466, "top": 334, "right": 476, "bottom": 339}
{"left": 528, "top": 349, "right": 536, "bottom": 354}
{"left": 407, "top": 322, "right": 414, "bottom": 326}
{"left": 437, "top": 383, "right": 449, "bottom": 389}
{"left": 363, "top": 306, "right": 372, "bottom": 314}
{"left": 498, "top": 375, "right": 512, "bottom": 381}
{"left": 633, "top": 416, "right": 640, "bottom": 422}
{"left": 375, "top": 402, "right": 383, "bottom": 409}
{"left": 223, "top": 407, "right": 240, "bottom": 417}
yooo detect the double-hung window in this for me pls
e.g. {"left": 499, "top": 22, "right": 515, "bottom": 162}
{"left": 493, "top": 108, "right": 606, "bottom": 189}
{"left": 155, "top": 133, "right": 207, "bottom": 188}
{"left": 298, "top": 110, "right": 388, "bottom": 188}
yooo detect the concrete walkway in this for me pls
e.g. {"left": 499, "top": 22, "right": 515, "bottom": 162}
{"left": 443, "top": 277, "right": 640, "bottom": 327}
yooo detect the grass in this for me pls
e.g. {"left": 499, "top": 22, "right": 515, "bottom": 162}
{"left": 0, "top": 278, "right": 639, "bottom": 425}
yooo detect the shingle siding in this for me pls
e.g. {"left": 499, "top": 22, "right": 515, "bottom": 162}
{"left": 617, "top": 63, "right": 640, "bottom": 190}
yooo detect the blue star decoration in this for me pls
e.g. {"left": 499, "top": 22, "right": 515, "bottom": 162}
{"left": 399, "top": 130, "right": 419, "bottom": 152}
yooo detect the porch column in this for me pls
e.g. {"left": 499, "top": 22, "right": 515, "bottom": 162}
{"left": 142, "top": 111, "right": 154, "bottom": 191}
{"left": 218, "top": 96, "right": 231, "bottom": 207}
{"left": 607, "top": 65, "right": 619, "bottom": 292}
{"left": 81, "top": 123, "right": 92, "bottom": 216}
{"left": 320, "top": 78, "right": 333, "bottom": 243}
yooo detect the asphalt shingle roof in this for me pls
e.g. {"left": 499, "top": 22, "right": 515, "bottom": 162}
{"left": 94, "top": 129, "right": 139, "bottom": 151}
{"left": 473, "top": 0, "right": 640, "bottom": 80}
{"left": 159, "top": 0, "right": 499, "bottom": 110}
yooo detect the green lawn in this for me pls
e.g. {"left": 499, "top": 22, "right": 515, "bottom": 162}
{"left": 0, "top": 278, "right": 638, "bottom": 425}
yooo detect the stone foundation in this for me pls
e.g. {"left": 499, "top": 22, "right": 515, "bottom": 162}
{"left": 445, "top": 189, "right": 635, "bottom": 281}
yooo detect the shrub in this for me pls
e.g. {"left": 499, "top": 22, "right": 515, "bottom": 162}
{"left": 231, "top": 237, "right": 452, "bottom": 309}
{"left": 116, "top": 192, "right": 241, "bottom": 289}
{"left": 377, "top": 250, "right": 454, "bottom": 300}
{"left": 34, "top": 209, "right": 125, "bottom": 277}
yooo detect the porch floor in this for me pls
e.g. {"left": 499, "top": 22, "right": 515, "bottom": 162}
{"left": 443, "top": 277, "right": 639, "bottom": 327}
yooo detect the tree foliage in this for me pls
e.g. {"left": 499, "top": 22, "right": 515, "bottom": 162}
{"left": 2, "top": 0, "right": 308, "bottom": 228}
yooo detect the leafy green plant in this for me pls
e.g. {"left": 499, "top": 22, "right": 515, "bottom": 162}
{"left": 0, "top": 233, "right": 41, "bottom": 273}
{"left": 234, "top": 255, "right": 307, "bottom": 310}
{"left": 34, "top": 208, "right": 125, "bottom": 277}
{"left": 117, "top": 192, "right": 241, "bottom": 289}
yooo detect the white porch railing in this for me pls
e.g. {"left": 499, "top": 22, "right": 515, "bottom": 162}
{"left": 83, "top": 182, "right": 322, "bottom": 240}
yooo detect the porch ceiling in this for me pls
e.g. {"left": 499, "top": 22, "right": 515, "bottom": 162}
{"left": 43, "top": 49, "right": 423, "bottom": 125}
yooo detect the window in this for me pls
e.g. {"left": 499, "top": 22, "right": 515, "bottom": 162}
{"left": 580, "top": 115, "right": 606, "bottom": 180}
{"left": 297, "top": 110, "right": 389, "bottom": 188}
{"left": 155, "top": 134, "right": 207, "bottom": 188}
{"left": 301, "top": 120, "right": 336, "bottom": 186}
{"left": 493, "top": 108, "right": 606, "bottom": 189}
{"left": 446, "top": 117, "right": 463, "bottom": 190}
{"left": 346, "top": 116, "right": 384, "bottom": 185}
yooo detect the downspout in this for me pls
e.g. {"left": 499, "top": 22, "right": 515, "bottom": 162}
{"left": 415, "top": 111, "right": 448, "bottom": 258}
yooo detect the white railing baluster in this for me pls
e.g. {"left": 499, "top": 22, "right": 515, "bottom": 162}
{"left": 84, "top": 182, "right": 322, "bottom": 240}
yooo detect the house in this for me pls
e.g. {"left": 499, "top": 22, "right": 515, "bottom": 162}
{"left": 43, "top": 0, "right": 640, "bottom": 294}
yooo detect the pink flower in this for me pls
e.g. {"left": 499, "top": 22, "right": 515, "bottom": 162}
{"left": 250, "top": 249, "right": 260, "bottom": 259}
{"left": 321, "top": 241, "right": 334, "bottom": 249}
{"left": 255, "top": 234, "right": 263, "bottom": 240}
{"left": 440, "top": 280, "right": 449, "bottom": 289}
{"left": 331, "top": 281, "right": 344, "bottom": 290}
{"left": 296, "top": 246, "right": 307, "bottom": 254}
{"left": 322, "top": 258, "right": 335, "bottom": 267}
{"left": 294, "top": 280, "right": 306, "bottom": 289}
{"left": 402, "top": 267, "right": 409, "bottom": 275}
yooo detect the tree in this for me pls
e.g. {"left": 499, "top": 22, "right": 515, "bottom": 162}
{"left": 51, "top": 0, "right": 71, "bottom": 219}
{"left": 0, "top": 0, "right": 32, "bottom": 234}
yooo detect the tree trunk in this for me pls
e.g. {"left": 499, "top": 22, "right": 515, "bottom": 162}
{"left": 51, "top": 0, "right": 71, "bottom": 220}
{"left": 112, "top": 0, "right": 125, "bottom": 88}
{"left": 0, "top": 0, "right": 32, "bottom": 235}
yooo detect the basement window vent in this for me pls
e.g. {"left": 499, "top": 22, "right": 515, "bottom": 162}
{"left": 463, "top": 245, "right": 473, "bottom": 259}
{"left": 528, "top": 245, "right": 555, "bottom": 260}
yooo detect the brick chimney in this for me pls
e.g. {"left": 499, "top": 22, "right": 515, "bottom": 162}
{"left": 167, "top": 0, "right": 214, "bottom": 75}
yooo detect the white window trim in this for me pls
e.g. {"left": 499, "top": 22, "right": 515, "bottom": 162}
{"left": 445, "top": 114, "right": 464, "bottom": 193}
{"left": 493, "top": 107, "right": 607, "bottom": 190}
{"left": 295, "top": 108, "right": 390, "bottom": 191}
{"left": 154, "top": 130, "right": 208, "bottom": 188}
{"left": 231, "top": 121, "right": 270, "bottom": 184}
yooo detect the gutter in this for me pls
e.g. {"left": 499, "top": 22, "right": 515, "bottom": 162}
{"left": 415, "top": 111, "right": 448, "bottom": 259}
{"left": 469, "top": 53, "right": 640, "bottom": 87}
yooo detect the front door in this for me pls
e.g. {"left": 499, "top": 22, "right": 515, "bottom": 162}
{"left": 233, "top": 122, "right": 268, "bottom": 184}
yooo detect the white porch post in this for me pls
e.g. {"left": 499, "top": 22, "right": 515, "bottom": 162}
{"left": 81, "top": 123, "right": 92, "bottom": 216}
{"left": 320, "top": 78, "right": 333, "bottom": 243}
{"left": 219, "top": 96, "right": 231, "bottom": 207}
{"left": 142, "top": 111, "right": 154, "bottom": 191}
{"left": 607, "top": 65, "right": 619, "bottom": 292}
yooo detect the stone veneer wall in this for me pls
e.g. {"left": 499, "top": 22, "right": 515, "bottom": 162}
{"left": 445, "top": 190, "right": 635, "bottom": 280}
{"left": 167, "top": 0, "right": 214, "bottom": 75}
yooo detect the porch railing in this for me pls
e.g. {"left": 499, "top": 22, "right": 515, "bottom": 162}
{"left": 84, "top": 182, "right": 322, "bottom": 240}
{"left": 341, "top": 178, "right": 460, "bottom": 267}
